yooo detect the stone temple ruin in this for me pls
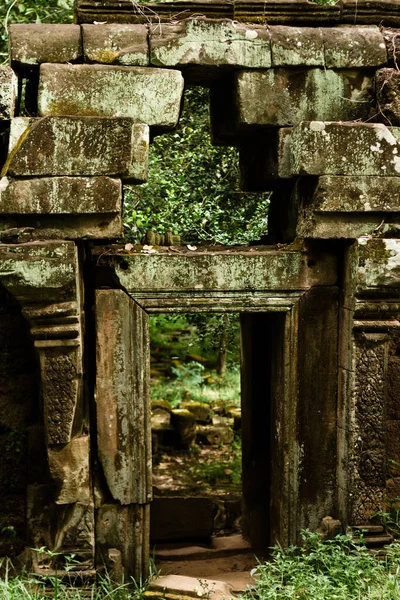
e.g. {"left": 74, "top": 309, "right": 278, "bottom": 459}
{"left": 1, "top": 0, "right": 400, "bottom": 584}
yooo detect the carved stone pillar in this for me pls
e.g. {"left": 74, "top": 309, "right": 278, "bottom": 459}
{"left": 0, "top": 241, "right": 94, "bottom": 563}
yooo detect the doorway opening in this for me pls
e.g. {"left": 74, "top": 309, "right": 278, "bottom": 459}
{"left": 148, "top": 311, "right": 286, "bottom": 590}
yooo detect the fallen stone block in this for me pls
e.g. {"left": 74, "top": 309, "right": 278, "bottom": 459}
{"left": 150, "top": 19, "right": 271, "bottom": 68}
{"left": 289, "top": 122, "right": 400, "bottom": 177}
{"left": 48, "top": 436, "right": 90, "bottom": 504}
{"left": 197, "top": 424, "right": 234, "bottom": 445}
{"left": 179, "top": 401, "right": 211, "bottom": 423}
{"left": 9, "top": 24, "right": 82, "bottom": 68}
{"left": 82, "top": 24, "right": 148, "bottom": 66}
{"left": 376, "top": 68, "right": 400, "bottom": 125}
{"left": 293, "top": 176, "right": 400, "bottom": 239}
{"left": 270, "top": 25, "right": 324, "bottom": 66}
{"left": 171, "top": 409, "right": 197, "bottom": 448}
{"left": 38, "top": 64, "right": 184, "bottom": 130}
{"left": 237, "top": 68, "right": 373, "bottom": 127}
{"left": 5, "top": 116, "right": 149, "bottom": 182}
{"left": 0, "top": 67, "right": 18, "bottom": 119}
{"left": 322, "top": 26, "right": 387, "bottom": 68}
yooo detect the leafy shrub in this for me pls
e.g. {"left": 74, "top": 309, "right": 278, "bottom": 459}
{"left": 243, "top": 531, "right": 400, "bottom": 600}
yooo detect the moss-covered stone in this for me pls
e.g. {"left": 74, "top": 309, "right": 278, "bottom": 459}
{"left": 82, "top": 24, "right": 149, "bottom": 66}
{"left": 150, "top": 19, "right": 271, "bottom": 68}
{"left": 270, "top": 26, "right": 324, "bottom": 66}
{"left": 323, "top": 26, "right": 387, "bottom": 68}
{"left": 289, "top": 122, "right": 400, "bottom": 177}
{"left": 9, "top": 24, "right": 82, "bottom": 68}
{"left": 237, "top": 68, "right": 373, "bottom": 127}
{"left": 0, "top": 66, "right": 17, "bottom": 120}
{"left": 357, "top": 237, "right": 400, "bottom": 291}
{"left": 38, "top": 64, "right": 184, "bottom": 130}
{"left": 5, "top": 116, "right": 149, "bottom": 182}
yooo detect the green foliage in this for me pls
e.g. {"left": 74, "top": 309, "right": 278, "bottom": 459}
{"left": 243, "top": 531, "right": 400, "bottom": 600}
{"left": 0, "top": 0, "right": 73, "bottom": 62}
{"left": 124, "top": 87, "right": 270, "bottom": 245}
{"left": 188, "top": 437, "right": 242, "bottom": 486}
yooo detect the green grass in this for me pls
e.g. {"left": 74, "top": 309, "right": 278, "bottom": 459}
{"left": 243, "top": 531, "right": 400, "bottom": 600}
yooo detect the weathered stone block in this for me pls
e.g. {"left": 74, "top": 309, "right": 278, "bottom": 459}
{"left": 0, "top": 176, "right": 122, "bottom": 214}
{"left": 48, "top": 436, "right": 90, "bottom": 504}
{"left": 323, "top": 26, "right": 387, "bottom": 68}
{"left": 150, "top": 19, "right": 271, "bottom": 68}
{"left": 82, "top": 24, "right": 148, "bottom": 66}
{"left": 294, "top": 176, "right": 400, "bottom": 239}
{"left": 356, "top": 238, "right": 400, "bottom": 292}
{"left": 38, "top": 64, "right": 184, "bottom": 130}
{"left": 5, "top": 116, "right": 149, "bottom": 182}
{"left": 270, "top": 25, "right": 323, "bottom": 66}
{"left": 96, "top": 290, "right": 151, "bottom": 505}
{"left": 289, "top": 122, "right": 400, "bottom": 177}
{"left": 0, "top": 67, "right": 18, "bottom": 119}
{"left": 237, "top": 69, "right": 373, "bottom": 127}
{"left": 9, "top": 24, "right": 82, "bottom": 68}
{"left": 376, "top": 68, "right": 400, "bottom": 125}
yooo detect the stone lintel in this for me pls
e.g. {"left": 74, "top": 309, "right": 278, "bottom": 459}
{"left": 9, "top": 24, "right": 82, "bottom": 69}
{"left": 323, "top": 26, "right": 387, "bottom": 68}
{"left": 236, "top": 69, "right": 373, "bottom": 127}
{"left": 113, "top": 249, "right": 338, "bottom": 294}
{"left": 82, "top": 24, "right": 149, "bottom": 65}
{"left": 0, "top": 66, "right": 18, "bottom": 120}
{"left": 149, "top": 19, "right": 272, "bottom": 68}
{"left": 38, "top": 64, "right": 184, "bottom": 130}
{"left": 5, "top": 117, "right": 149, "bottom": 182}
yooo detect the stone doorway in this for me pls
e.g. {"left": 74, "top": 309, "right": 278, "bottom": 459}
{"left": 95, "top": 244, "right": 339, "bottom": 578}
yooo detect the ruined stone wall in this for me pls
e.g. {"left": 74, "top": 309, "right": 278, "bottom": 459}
{"left": 0, "top": 0, "right": 400, "bottom": 579}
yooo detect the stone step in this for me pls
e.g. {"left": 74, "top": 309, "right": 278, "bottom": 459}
{"left": 352, "top": 525, "right": 385, "bottom": 534}
{"left": 148, "top": 574, "right": 236, "bottom": 600}
{"left": 154, "top": 534, "right": 251, "bottom": 561}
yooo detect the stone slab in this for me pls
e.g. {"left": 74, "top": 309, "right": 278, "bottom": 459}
{"left": 38, "top": 64, "right": 184, "bottom": 130}
{"left": 237, "top": 69, "right": 373, "bottom": 127}
{"left": 0, "top": 67, "right": 18, "bottom": 120}
{"left": 0, "top": 176, "right": 122, "bottom": 214}
{"left": 9, "top": 24, "right": 82, "bottom": 68}
{"left": 5, "top": 116, "right": 149, "bottom": 182}
{"left": 289, "top": 122, "right": 400, "bottom": 177}
{"left": 323, "top": 26, "right": 387, "bottom": 68}
{"left": 82, "top": 24, "right": 148, "bottom": 65}
{"left": 270, "top": 25, "right": 323, "bottom": 66}
{"left": 47, "top": 435, "right": 90, "bottom": 504}
{"left": 150, "top": 19, "right": 271, "bottom": 68}
{"left": 149, "top": 575, "right": 234, "bottom": 600}
{"left": 376, "top": 68, "right": 400, "bottom": 125}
